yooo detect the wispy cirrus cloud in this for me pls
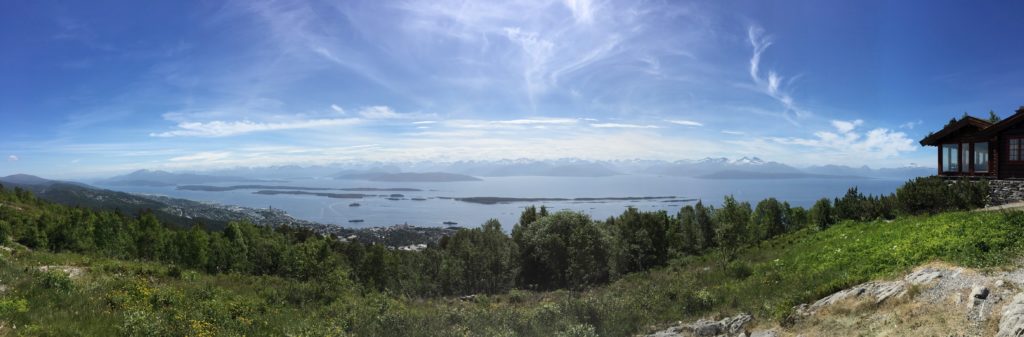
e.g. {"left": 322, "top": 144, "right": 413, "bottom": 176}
{"left": 443, "top": 117, "right": 580, "bottom": 130}
{"left": 590, "top": 123, "right": 660, "bottom": 129}
{"left": 330, "top": 104, "right": 346, "bottom": 114}
{"left": 150, "top": 118, "right": 362, "bottom": 137}
{"left": 494, "top": 118, "right": 579, "bottom": 125}
{"left": 563, "top": 0, "right": 595, "bottom": 24}
{"left": 169, "top": 151, "right": 232, "bottom": 162}
{"left": 747, "top": 25, "right": 805, "bottom": 123}
{"left": 899, "top": 120, "right": 923, "bottom": 129}
{"left": 667, "top": 119, "right": 703, "bottom": 127}
{"left": 358, "top": 106, "right": 402, "bottom": 119}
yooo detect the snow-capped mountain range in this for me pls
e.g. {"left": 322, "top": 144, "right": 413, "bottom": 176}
{"left": 95, "top": 157, "right": 933, "bottom": 185}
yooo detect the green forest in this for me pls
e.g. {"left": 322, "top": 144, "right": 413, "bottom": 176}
{"left": 0, "top": 177, "right": 1013, "bottom": 336}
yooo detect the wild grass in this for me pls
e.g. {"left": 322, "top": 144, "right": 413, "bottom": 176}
{"left": 1, "top": 210, "right": 1023, "bottom": 336}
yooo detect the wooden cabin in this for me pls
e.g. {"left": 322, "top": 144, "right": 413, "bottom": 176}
{"left": 920, "top": 108, "right": 1024, "bottom": 179}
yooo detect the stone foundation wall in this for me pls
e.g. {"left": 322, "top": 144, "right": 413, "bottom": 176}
{"left": 988, "top": 180, "right": 1024, "bottom": 206}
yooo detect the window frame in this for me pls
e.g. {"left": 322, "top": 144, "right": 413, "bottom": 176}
{"left": 1008, "top": 137, "right": 1024, "bottom": 163}
{"left": 942, "top": 143, "right": 960, "bottom": 173}
{"left": 961, "top": 142, "right": 970, "bottom": 173}
{"left": 974, "top": 141, "right": 989, "bottom": 173}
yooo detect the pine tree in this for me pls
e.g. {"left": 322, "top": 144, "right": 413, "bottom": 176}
{"left": 989, "top": 110, "right": 1002, "bottom": 123}
{"left": 694, "top": 201, "right": 715, "bottom": 250}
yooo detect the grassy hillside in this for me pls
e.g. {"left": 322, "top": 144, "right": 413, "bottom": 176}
{"left": 2, "top": 208, "right": 1022, "bottom": 336}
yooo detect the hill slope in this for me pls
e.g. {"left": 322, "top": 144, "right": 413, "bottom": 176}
{"left": 1, "top": 193, "right": 1022, "bottom": 336}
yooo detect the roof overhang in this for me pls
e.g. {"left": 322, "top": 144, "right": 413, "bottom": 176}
{"left": 976, "top": 108, "right": 1024, "bottom": 138}
{"left": 919, "top": 116, "right": 992, "bottom": 146}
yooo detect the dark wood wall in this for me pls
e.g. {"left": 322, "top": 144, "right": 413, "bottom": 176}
{"left": 934, "top": 125, "right": 996, "bottom": 178}
{"left": 998, "top": 120, "right": 1024, "bottom": 179}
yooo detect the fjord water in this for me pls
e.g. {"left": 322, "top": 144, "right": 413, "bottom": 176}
{"left": 106, "top": 175, "right": 904, "bottom": 231}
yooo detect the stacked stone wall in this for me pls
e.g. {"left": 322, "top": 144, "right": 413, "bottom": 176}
{"left": 987, "top": 179, "right": 1024, "bottom": 206}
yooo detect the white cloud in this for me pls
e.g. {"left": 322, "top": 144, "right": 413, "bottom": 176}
{"left": 151, "top": 118, "right": 361, "bottom": 137}
{"left": 495, "top": 118, "right": 578, "bottom": 125}
{"left": 721, "top": 130, "right": 746, "bottom": 135}
{"left": 7, "top": 155, "right": 17, "bottom": 161}
{"left": 412, "top": 120, "right": 438, "bottom": 125}
{"left": 445, "top": 118, "right": 580, "bottom": 129}
{"left": 590, "top": 123, "right": 660, "bottom": 129}
{"left": 899, "top": 120, "right": 923, "bottom": 129}
{"left": 831, "top": 119, "right": 863, "bottom": 133}
{"left": 768, "top": 120, "right": 916, "bottom": 160}
{"left": 358, "top": 106, "right": 402, "bottom": 119}
{"left": 563, "top": 0, "right": 594, "bottom": 24}
{"left": 169, "top": 151, "right": 232, "bottom": 162}
{"left": 747, "top": 25, "right": 805, "bottom": 122}
{"left": 331, "top": 104, "right": 345, "bottom": 114}
{"left": 667, "top": 119, "right": 703, "bottom": 127}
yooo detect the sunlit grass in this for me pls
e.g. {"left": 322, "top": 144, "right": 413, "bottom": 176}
{"left": 1, "top": 210, "right": 1022, "bottom": 336}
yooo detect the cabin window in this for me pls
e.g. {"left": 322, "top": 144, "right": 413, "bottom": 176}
{"left": 942, "top": 144, "right": 959, "bottom": 172}
{"left": 1011, "top": 138, "right": 1024, "bottom": 161}
{"left": 961, "top": 143, "right": 969, "bottom": 172}
{"left": 974, "top": 142, "right": 989, "bottom": 172}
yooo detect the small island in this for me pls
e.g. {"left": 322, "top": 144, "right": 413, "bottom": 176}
{"left": 454, "top": 196, "right": 678, "bottom": 205}
{"left": 252, "top": 190, "right": 368, "bottom": 198}
{"left": 334, "top": 172, "right": 482, "bottom": 182}
{"left": 179, "top": 185, "right": 422, "bottom": 192}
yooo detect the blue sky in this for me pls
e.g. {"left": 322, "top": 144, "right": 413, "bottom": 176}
{"left": 3, "top": 0, "right": 1024, "bottom": 178}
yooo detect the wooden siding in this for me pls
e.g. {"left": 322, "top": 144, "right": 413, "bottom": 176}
{"left": 997, "top": 120, "right": 1024, "bottom": 179}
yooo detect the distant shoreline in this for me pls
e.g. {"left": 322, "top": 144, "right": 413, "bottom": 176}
{"left": 178, "top": 185, "right": 422, "bottom": 192}
{"left": 454, "top": 196, "right": 681, "bottom": 205}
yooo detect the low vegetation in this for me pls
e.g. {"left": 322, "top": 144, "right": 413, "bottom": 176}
{"left": 0, "top": 176, "right": 1008, "bottom": 336}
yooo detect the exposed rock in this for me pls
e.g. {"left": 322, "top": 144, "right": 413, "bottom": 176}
{"left": 906, "top": 268, "right": 943, "bottom": 284}
{"left": 748, "top": 331, "right": 778, "bottom": 337}
{"left": 38, "top": 265, "right": 85, "bottom": 279}
{"left": 646, "top": 313, "right": 752, "bottom": 337}
{"left": 973, "top": 286, "right": 991, "bottom": 300}
{"left": 997, "top": 293, "right": 1024, "bottom": 337}
{"left": 798, "top": 280, "right": 907, "bottom": 315}
{"left": 657, "top": 263, "right": 1024, "bottom": 337}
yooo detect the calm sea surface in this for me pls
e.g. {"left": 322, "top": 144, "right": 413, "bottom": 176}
{"left": 102, "top": 175, "right": 905, "bottom": 231}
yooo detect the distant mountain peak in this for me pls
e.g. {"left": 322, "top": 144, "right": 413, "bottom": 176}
{"left": 696, "top": 157, "right": 729, "bottom": 164}
{"left": 732, "top": 157, "right": 765, "bottom": 165}
{"left": 0, "top": 174, "right": 53, "bottom": 185}
{"left": 99, "top": 169, "right": 265, "bottom": 186}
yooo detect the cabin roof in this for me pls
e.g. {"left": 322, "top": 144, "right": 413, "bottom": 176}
{"left": 919, "top": 116, "right": 993, "bottom": 146}
{"left": 976, "top": 108, "right": 1024, "bottom": 138}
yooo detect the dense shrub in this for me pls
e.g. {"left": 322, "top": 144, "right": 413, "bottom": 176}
{"left": 809, "top": 198, "right": 835, "bottom": 230}
{"left": 896, "top": 177, "right": 988, "bottom": 215}
{"left": 514, "top": 211, "right": 612, "bottom": 290}
{"left": 38, "top": 270, "right": 74, "bottom": 294}
{"left": 608, "top": 208, "right": 671, "bottom": 274}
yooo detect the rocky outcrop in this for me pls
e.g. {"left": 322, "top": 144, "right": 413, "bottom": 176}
{"left": 747, "top": 331, "right": 778, "bottom": 337}
{"left": 791, "top": 263, "right": 1024, "bottom": 336}
{"left": 652, "top": 263, "right": 1024, "bottom": 337}
{"left": 646, "top": 313, "right": 780, "bottom": 337}
{"left": 794, "top": 267, "right": 946, "bottom": 316}
{"left": 38, "top": 265, "right": 85, "bottom": 279}
{"left": 998, "top": 293, "right": 1024, "bottom": 337}
{"left": 647, "top": 313, "right": 753, "bottom": 337}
